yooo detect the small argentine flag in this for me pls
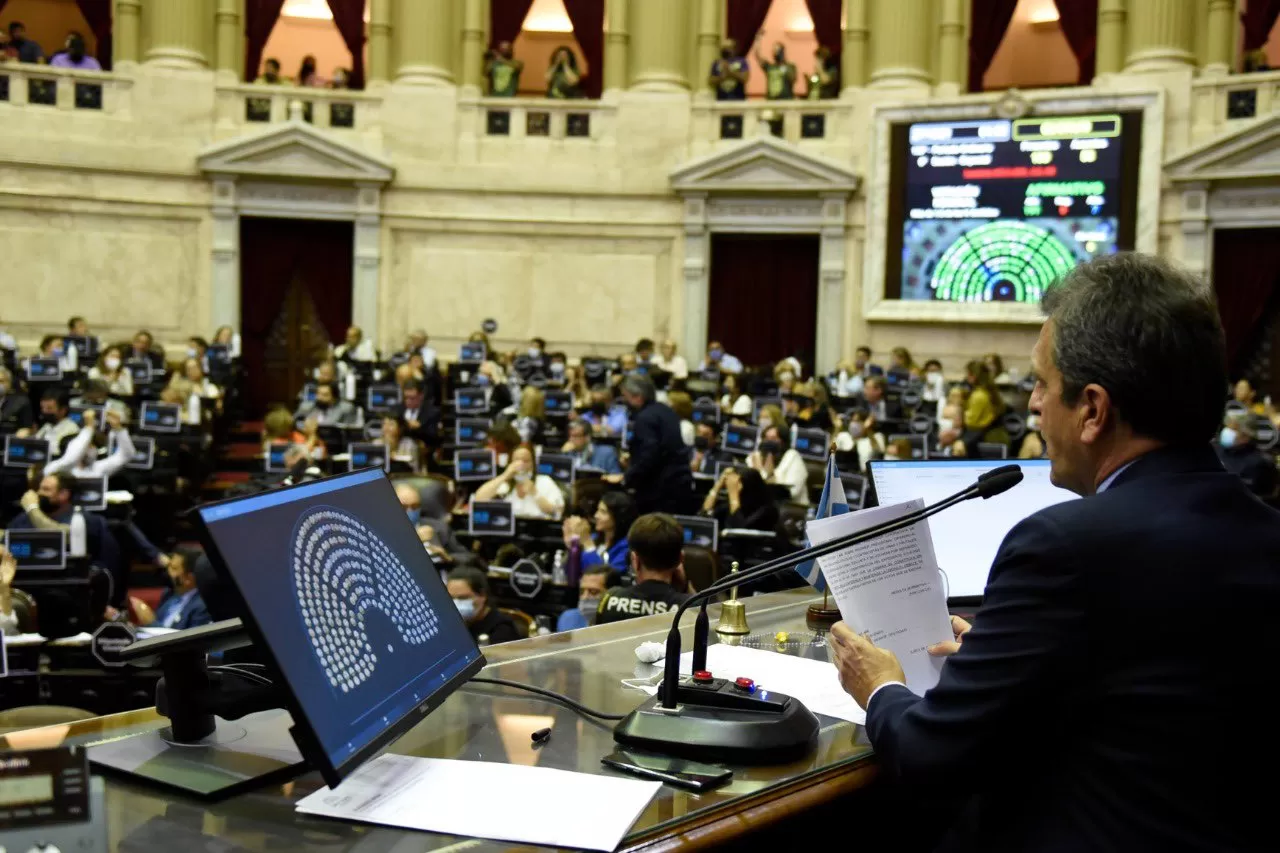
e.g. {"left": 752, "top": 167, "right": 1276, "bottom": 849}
{"left": 796, "top": 455, "right": 850, "bottom": 592}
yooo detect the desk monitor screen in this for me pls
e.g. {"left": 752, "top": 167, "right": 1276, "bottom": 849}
{"left": 722, "top": 423, "right": 758, "bottom": 455}
{"left": 140, "top": 402, "right": 181, "bottom": 433}
{"left": 110, "top": 434, "right": 154, "bottom": 470}
{"left": 64, "top": 335, "right": 98, "bottom": 362}
{"left": 25, "top": 357, "right": 62, "bottom": 382}
{"left": 126, "top": 359, "right": 153, "bottom": 386}
{"left": 454, "top": 418, "right": 490, "bottom": 446}
{"left": 459, "top": 342, "right": 486, "bottom": 363}
{"left": 455, "top": 387, "right": 490, "bottom": 415}
{"left": 348, "top": 442, "right": 389, "bottom": 472}
{"left": 366, "top": 385, "right": 402, "bottom": 413}
{"left": 868, "top": 459, "right": 1077, "bottom": 601}
{"left": 71, "top": 476, "right": 107, "bottom": 512}
{"left": 544, "top": 391, "right": 572, "bottom": 415}
{"left": 454, "top": 448, "right": 496, "bottom": 482}
{"left": 672, "top": 514, "right": 718, "bottom": 552}
{"left": 536, "top": 452, "right": 574, "bottom": 485}
{"left": 195, "top": 468, "right": 484, "bottom": 787}
{"left": 691, "top": 401, "right": 720, "bottom": 425}
{"left": 5, "top": 529, "right": 67, "bottom": 570}
{"left": 469, "top": 500, "right": 516, "bottom": 536}
{"left": 4, "top": 437, "right": 50, "bottom": 468}
{"left": 793, "top": 428, "right": 830, "bottom": 461}
{"left": 265, "top": 444, "right": 290, "bottom": 473}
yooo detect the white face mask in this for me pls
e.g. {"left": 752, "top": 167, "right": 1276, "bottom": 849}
{"left": 104, "top": 356, "right": 121, "bottom": 371}
{"left": 1026, "top": 414, "right": 1041, "bottom": 432}
{"left": 186, "top": 347, "right": 198, "bottom": 359}
{"left": 938, "top": 417, "right": 955, "bottom": 434}
{"left": 778, "top": 371, "right": 794, "bottom": 383}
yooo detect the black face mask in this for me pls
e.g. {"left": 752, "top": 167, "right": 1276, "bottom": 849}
{"left": 694, "top": 435, "right": 710, "bottom": 451}
{"left": 591, "top": 403, "right": 607, "bottom": 416}
{"left": 38, "top": 496, "right": 60, "bottom": 516}
{"left": 315, "top": 400, "right": 331, "bottom": 411}
{"left": 40, "top": 412, "right": 59, "bottom": 425}
{"left": 759, "top": 440, "right": 782, "bottom": 456}
{"left": 774, "top": 48, "right": 785, "bottom": 61}
{"left": 720, "top": 48, "right": 732, "bottom": 59}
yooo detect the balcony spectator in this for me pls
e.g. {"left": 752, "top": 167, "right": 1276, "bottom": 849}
{"left": 806, "top": 46, "right": 839, "bottom": 99}
{"left": 7, "top": 22, "right": 43, "bottom": 64}
{"left": 49, "top": 32, "right": 100, "bottom": 71}
{"left": 755, "top": 39, "right": 796, "bottom": 100}
{"left": 709, "top": 38, "right": 749, "bottom": 100}
{"left": 297, "top": 54, "right": 321, "bottom": 87}
{"left": 485, "top": 40, "right": 522, "bottom": 96}
{"left": 257, "top": 57, "right": 287, "bottom": 85}
{"left": 546, "top": 47, "right": 583, "bottom": 99}
{"left": 329, "top": 67, "right": 350, "bottom": 89}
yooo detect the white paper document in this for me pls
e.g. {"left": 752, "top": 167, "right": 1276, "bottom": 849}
{"left": 806, "top": 498, "right": 953, "bottom": 695}
{"left": 645, "top": 643, "right": 866, "bottom": 725}
{"left": 296, "top": 753, "right": 661, "bottom": 851}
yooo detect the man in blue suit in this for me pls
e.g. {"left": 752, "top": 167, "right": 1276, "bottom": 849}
{"left": 148, "top": 547, "right": 211, "bottom": 630}
{"left": 831, "top": 253, "right": 1279, "bottom": 851}
{"left": 563, "top": 419, "right": 621, "bottom": 475}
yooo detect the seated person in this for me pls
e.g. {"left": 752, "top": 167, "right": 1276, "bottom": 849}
{"left": 35, "top": 333, "right": 77, "bottom": 372}
{"left": 395, "top": 482, "right": 471, "bottom": 565}
{"left": 472, "top": 445, "right": 565, "bottom": 519}
{"left": 485, "top": 423, "right": 523, "bottom": 469}
{"left": 690, "top": 420, "right": 730, "bottom": 474}
{"left": 69, "top": 377, "right": 111, "bottom": 410}
{"left": 700, "top": 467, "right": 780, "bottom": 531}
{"left": 1, "top": 547, "right": 20, "bottom": 636}
{"left": 294, "top": 381, "right": 360, "bottom": 426}
{"left": 87, "top": 346, "right": 134, "bottom": 397}
{"left": 562, "top": 419, "right": 622, "bottom": 473}
{"left": 334, "top": 325, "right": 376, "bottom": 362}
{"left": 1234, "top": 377, "right": 1267, "bottom": 415}
{"left": 555, "top": 565, "right": 611, "bottom": 631}
{"left": 179, "top": 356, "right": 222, "bottom": 402}
{"left": 394, "top": 379, "right": 438, "bottom": 449}
{"left": 0, "top": 366, "right": 33, "bottom": 432}
{"left": 748, "top": 425, "right": 809, "bottom": 505}
{"left": 1217, "top": 411, "right": 1279, "bottom": 498}
{"left": 379, "top": 415, "right": 421, "bottom": 473}
{"left": 477, "top": 361, "right": 514, "bottom": 416}
{"left": 963, "top": 360, "right": 1010, "bottom": 449}
{"left": 128, "top": 330, "right": 165, "bottom": 370}
{"left": 514, "top": 387, "right": 546, "bottom": 446}
{"left": 14, "top": 471, "right": 123, "bottom": 604}
{"left": 582, "top": 491, "right": 636, "bottom": 571}
{"left": 20, "top": 389, "right": 79, "bottom": 447}
{"left": 932, "top": 403, "right": 967, "bottom": 458}
{"left": 884, "top": 436, "right": 915, "bottom": 461}
{"left": 136, "top": 547, "right": 212, "bottom": 630}
{"left": 858, "top": 375, "right": 900, "bottom": 425}
{"left": 719, "top": 374, "right": 753, "bottom": 418}
{"left": 1017, "top": 413, "right": 1045, "bottom": 459}
{"left": 44, "top": 405, "right": 135, "bottom": 478}
{"left": 263, "top": 405, "right": 325, "bottom": 461}
{"left": 597, "top": 513, "right": 691, "bottom": 624}
{"left": 578, "top": 389, "right": 628, "bottom": 437}
{"left": 447, "top": 567, "right": 521, "bottom": 644}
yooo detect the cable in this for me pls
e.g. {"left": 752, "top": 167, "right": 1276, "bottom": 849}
{"left": 209, "top": 665, "right": 273, "bottom": 687}
{"left": 467, "top": 676, "right": 627, "bottom": 721}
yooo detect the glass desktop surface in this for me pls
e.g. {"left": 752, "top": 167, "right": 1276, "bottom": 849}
{"left": 4, "top": 589, "right": 875, "bottom": 852}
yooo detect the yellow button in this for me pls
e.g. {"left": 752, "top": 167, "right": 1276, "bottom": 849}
{"left": 774, "top": 631, "right": 789, "bottom": 643}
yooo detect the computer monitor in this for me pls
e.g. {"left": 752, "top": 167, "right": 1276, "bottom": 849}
{"left": 867, "top": 459, "right": 1077, "bottom": 602}
{"left": 195, "top": 468, "right": 485, "bottom": 787}
{"left": 140, "top": 402, "right": 181, "bottom": 433}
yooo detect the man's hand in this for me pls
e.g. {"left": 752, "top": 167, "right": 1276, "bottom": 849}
{"left": 928, "top": 615, "right": 971, "bottom": 657}
{"left": 602, "top": 473, "right": 624, "bottom": 484}
{"left": 304, "top": 416, "right": 320, "bottom": 439}
{"left": 829, "top": 621, "right": 906, "bottom": 709}
{"left": 20, "top": 490, "right": 39, "bottom": 513}
{"left": 106, "top": 409, "right": 123, "bottom": 432}
{"left": 1, "top": 548, "right": 17, "bottom": 587}
{"left": 81, "top": 409, "right": 97, "bottom": 430}
{"left": 14, "top": 428, "right": 31, "bottom": 439}
{"left": 563, "top": 515, "right": 592, "bottom": 547}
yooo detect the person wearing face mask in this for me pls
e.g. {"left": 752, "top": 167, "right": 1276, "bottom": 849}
{"left": 921, "top": 358, "right": 947, "bottom": 405}
{"left": 719, "top": 374, "right": 753, "bottom": 419}
{"left": 1016, "top": 411, "right": 1045, "bottom": 459}
{"left": 0, "top": 366, "right": 33, "bottom": 432}
{"left": 755, "top": 38, "right": 796, "bottom": 100}
{"left": 396, "top": 482, "right": 472, "bottom": 564}
{"left": 473, "top": 445, "right": 565, "bottom": 519}
{"left": 87, "top": 346, "right": 134, "bottom": 397}
{"left": 447, "top": 567, "right": 520, "bottom": 644}
{"left": 690, "top": 421, "right": 730, "bottom": 474}
{"left": 562, "top": 419, "right": 622, "bottom": 474}
{"left": 295, "top": 381, "right": 359, "bottom": 427}
{"left": 44, "top": 405, "right": 135, "bottom": 478}
{"left": 933, "top": 402, "right": 968, "bottom": 458}
{"left": 36, "top": 334, "right": 78, "bottom": 373}
{"left": 526, "top": 337, "right": 547, "bottom": 367}
{"left": 14, "top": 471, "right": 123, "bottom": 603}
{"left": 49, "top": 30, "right": 101, "bottom": 70}
{"left": 1216, "top": 411, "right": 1279, "bottom": 498}
{"left": 24, "top": 389, "right": 79, "bottom": 447}
{"left": 700, "top": 340, "right": 743, "bottom": 375}
{"left": 135, "top": 548, "right": 212, "bottom": 630}
{"left": 579, "top": 389, "right": 628, "bottom": 437}
{"left": 708, "top": 37, "right": 749, "bottom": 100}
{"left": 613, "top": 375, "right": 696, "bottom": 515}
{"left": 555, "top": 566, "right": 611, "bottom": 631}
{"left": 749, "top": 424, "right": 809, "bottom": 505}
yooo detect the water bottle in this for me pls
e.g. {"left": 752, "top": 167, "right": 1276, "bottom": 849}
{"left": 69, "top": 507, "right": 87, "bottom": 557}
{"left": 566, "top": 535, "right": 583, "bottom": 587}
{"left": 186, "top": 393, "right": 201, "bottom": 425}
{"left": 344, "top": 371, "right": 357, "bottom": 401}
{"left": 551, "top": 549, "right": 567, "bottom": 585}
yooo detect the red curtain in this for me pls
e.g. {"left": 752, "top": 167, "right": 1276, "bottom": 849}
{"left": 561, "top": 0, "right": 603, "bottom": 98}
{"left": 1214, "top": 228, "right": 1280, "bottom": 374}
{"left": 490, "top": 0, "right": 536, "bottom": 47}
{"left": 74, "top": 0, "right": 112, "bottom": 70}
{"left": 804, "top": 0, "right": 842, "bottom": 54}
{"left": 727, "top": 0, "right": 772, "bottom": 54}
{"left": 245, "top": 0, "right": 286, "bottom": 82}
{"left": 1053, "top": 0, "right": 1096, "bottom": 84}
{"left": 968, "top": 0, "right": 1019, "bottom": 91}
{"left": 1243, "top": 0, "right": 1280, "bottom": 50}
{"left": 325, "top": 0, "right": 365, "bottom": 88}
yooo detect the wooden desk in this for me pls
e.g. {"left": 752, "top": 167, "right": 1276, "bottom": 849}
{"left": 1, "top": 589, "right": 879, "bottom": 851}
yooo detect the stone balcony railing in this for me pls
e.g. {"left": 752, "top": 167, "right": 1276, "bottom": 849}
{"left": 0, "top": 64, "right": 131, "bottom": 114}
{"left": 1191, "top": 69, "right": 1280, "bottom": 143}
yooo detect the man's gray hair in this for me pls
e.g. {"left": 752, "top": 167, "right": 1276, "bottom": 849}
{"left": 620, "top": 374, "right": 656, "bottom": 404}
{"left": 1041, "top": 253, "right": 1227, "bottom": 446}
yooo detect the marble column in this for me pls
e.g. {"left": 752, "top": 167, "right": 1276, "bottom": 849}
{"left": 113, "top": 0, "right": 142, "bottom": 69}
{"left": 628, "top": 0, "right": 689, "bottom": 91}
{"left": 694, "top": 0, "right": 722, "bottom": 99}
{"left": 842, "top": 0, "right": 868, "bottom": 90}
{"left": 213, "top": 0, "right": 240, "bottom": 82}
{"left": 143, "top": 0, "right": 212, "bottom": 68}
{"left": 1096, "top": 0, "right": 1126, "bottom": 75}
{"left": 868, "top": 0, "right": 932, "bottom": 88}
{"left": 936, "top": 0, "right": 967, "bottom": 93}
{"left": 459, "top": 0, "right": 486, "bottom": 93}
{"left": 394, "top": 0, "right": 456, "bottom": 85}
{"left": 1203, "top": 0, "right": 1235, "bottom": 75}
{"left": 368, "top": 0, "right": 393, "bottom": 85}
{"left": 1125, "top": 0, "right": 1194, "bottom": 73}
{"left": 604, "top": 0, "right": 631, "bottom": 94}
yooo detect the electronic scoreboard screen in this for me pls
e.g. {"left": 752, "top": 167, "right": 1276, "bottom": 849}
{"left": 886, "top": 112, "right": 1142, "bottom": 303}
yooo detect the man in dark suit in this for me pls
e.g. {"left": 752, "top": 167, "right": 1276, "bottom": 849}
{"left": 0, "top": 366, "right": 33, "bottom": 432}
{"left": 13, "top": 471, "right": 124, "bottom": 607}
{"left": 612, "top": 375, "right": 693, "bottom": 515}
{"left": 394, "top": 379, "right": 439, "bottom": 450}
{"left": 830, "top": 253, "right": 1279, "bottom": 851}
{"left": 1216, "top": 410, "right": 1278, "bottom": 499}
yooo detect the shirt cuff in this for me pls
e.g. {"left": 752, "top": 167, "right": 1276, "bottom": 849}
{"left": 867, "top": 680, "right": 907, "bottom": 708}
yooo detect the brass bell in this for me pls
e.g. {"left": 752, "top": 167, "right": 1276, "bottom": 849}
{"left": 716, "top": 561, "right": 751, "bottom": 636}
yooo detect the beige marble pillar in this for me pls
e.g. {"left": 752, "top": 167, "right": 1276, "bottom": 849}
{"left": 628, "top": 0, "right": 689, "bottom": 91}
{"left": 695, "top": 0, "right": 722, "bottom": 99}
{"left": 1125, "top": 0, "right": 1194, "bottom": 72}
{"left": 113, "top": 0, "right": 142, "bottom": 69}
{"left": 1203, "top": 0, "right": 1235, "bottom": 75}
{"left": 1096, "top": 0, "right": 1126, "bottom": 75}
{"left": 394, "top": 0, "right": 456, "bottom": 85}
{"left": 843, "top": 0, "right": 868, "bottom": 90}
{"left": 368, "top": 0, "right": 393, "bottom": 85}
{"left": 604, "top": 0, "right": 631, "bottom": 94}
{"left": 937, "top": 0, "right": 967, "bottom": 92}
{"left": 868, "top": 0, "right": 932, "bottom": 88}
{"left": 143, "top": 0, "right": 212, "bottom": 68}
{"left": 459, "top": 0, "right": 486, "bottom": 92}
{"left": 213, "top": 0, "right": 240, "bottom": 81}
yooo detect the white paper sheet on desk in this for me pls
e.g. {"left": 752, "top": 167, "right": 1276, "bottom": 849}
{"left": 643, "top": 643, "right": 865, "bottom": 725}
{"left": 295, "top": 753, "right": 661, "bottom": 851}
{"left": 806, "top": 498, "right": 953, "bottom": 695}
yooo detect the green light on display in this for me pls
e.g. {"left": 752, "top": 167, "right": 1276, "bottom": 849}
{"left": 929, "top": 221, "right": 1077, "bottom": 303}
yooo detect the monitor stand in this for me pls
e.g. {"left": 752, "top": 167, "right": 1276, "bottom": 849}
{"left": 89, "top": 709, "right": 307, "bottom": 799}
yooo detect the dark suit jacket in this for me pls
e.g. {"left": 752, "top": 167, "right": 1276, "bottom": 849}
{"left": 0, "top": 394, "right": 33, "bottom": 431}
{"left": 624, "top": 401, "right": 693, "bottom": 515}
{"left": 393, "top": 402, "right": 440, "bottom": 448}
{"left": 866, "top": 445, "right": 1280, "bottom": 852}
{"left": 1217, "top": 443, "right": 1279, "bottom": 499}
{"left": 10, "top": 505, "right": 124, "bottom": 605}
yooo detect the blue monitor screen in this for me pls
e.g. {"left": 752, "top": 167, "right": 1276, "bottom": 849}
{"left": 197, "top": 469, "right": 483, "bottom": 779}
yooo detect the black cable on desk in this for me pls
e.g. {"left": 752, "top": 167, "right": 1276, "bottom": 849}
{"left": 467, "top": 677, "right": 627, "bottom": 721}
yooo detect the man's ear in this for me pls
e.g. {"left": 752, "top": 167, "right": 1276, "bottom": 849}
{"left": 1078, "top": 384, "right": 1111, "bottom": 445}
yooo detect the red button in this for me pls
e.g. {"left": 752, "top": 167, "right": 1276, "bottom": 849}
{"left": 692, "top": 670, "right": 714, "bottom": 683}
{"left": 734, "top": 677, "right": 755, "bottom": 691}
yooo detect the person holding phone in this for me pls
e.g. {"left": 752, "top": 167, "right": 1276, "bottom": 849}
{"left": 748, "top": 425, "right": 808, "bottom": 505}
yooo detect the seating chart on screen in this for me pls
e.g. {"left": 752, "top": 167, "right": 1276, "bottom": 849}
{"left": 292, "top": 507, "right": 440, "bottom": 694}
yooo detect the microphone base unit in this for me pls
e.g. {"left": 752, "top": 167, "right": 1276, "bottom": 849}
{"left": 614, "top": 678, "right": 819, "bottom": 764}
